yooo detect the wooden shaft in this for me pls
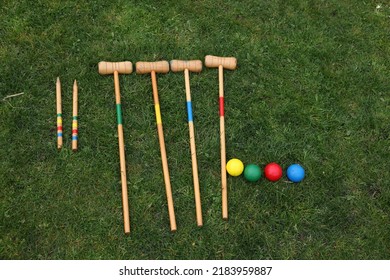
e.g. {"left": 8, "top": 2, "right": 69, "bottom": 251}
{"left": 56, "top": 77, "right": 63, "bottom": 149}
{"left": 114, "top": 71, "right": 130, "bottom": 234}
{"left": 184, "top": 69, "right": 203, "bottom": 227}
{"left": 170, "top": 60, "right": 202, "bottom": 73}
{"left": 205, "top": 56, "right": 237, "bottom": 220}
{"left": 98, "top": 61, "right": 133, "bottom": 75}
{"left": 72, "top": 80, "right": 78, "bottom": 152}
{"left": 205, "top": 55, "right": 237, "bottom": 70}
{"left": 151, "top": 71, "right": 177, "bottom": 232}
{"left": 219, "top": 65, "right": 228, "bottom": 220}
{"left": 136, "top": 61, "right": 169, "bottom": 74}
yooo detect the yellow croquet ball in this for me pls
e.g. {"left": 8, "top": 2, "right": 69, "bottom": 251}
{"left": 226, "top": 158, "right": 244, "bottom": 176}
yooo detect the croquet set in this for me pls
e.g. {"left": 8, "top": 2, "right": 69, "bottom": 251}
{"left": 55, "top": 55, "right": 305, "bottom": 234}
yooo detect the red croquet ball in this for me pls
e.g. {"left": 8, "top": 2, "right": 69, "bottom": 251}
{"left": 264, "top": 162, "right": 283, "bottom": 182}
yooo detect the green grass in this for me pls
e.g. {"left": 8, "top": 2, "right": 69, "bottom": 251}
{"left": 0, "top": 0, "right": 389, "bottom": 260}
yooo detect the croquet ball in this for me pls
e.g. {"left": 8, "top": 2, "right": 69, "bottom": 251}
{"left": 226, "top": 158, "right": 244, "bottom": 176}
{"left": 287, "top": 164, "right": 305, "bottom": 183}
{"left": 264, "top": 162, "right": 283, "bottom": 182}
{"left": 244, "top": 164, "right": 262, "bottom": 182}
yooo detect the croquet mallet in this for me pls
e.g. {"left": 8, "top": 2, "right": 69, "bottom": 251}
{"left": 136, "top": 60, "right": 177, "bottom": 232}
{"left": 205, "top": 55, "right": 237, "bottom": 220}
{"left": 98, "top": 61, "right": 133, "bottom": 234}
{"left": 170, "top": 59, "right": 203, "bottom": 227}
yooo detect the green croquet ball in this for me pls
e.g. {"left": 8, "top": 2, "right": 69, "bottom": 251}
{"left": 244, "top": 164, "right": 262, "bottom": 182}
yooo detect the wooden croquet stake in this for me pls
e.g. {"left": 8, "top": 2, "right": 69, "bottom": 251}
{"left": 56, "top": 77, "right": 63, "bottom": 149}
{"left": 170, "top": 59, "right": 203, "bottom": 227}
{"left": 205, "top": 55, "right": 237, "bottom": 220}
{"left": 72, "top": 80, "right": 78, "bottom": 152}
{"left": 98, "top": 61, "right": 133, "bottom": 234}
{"left": 136, "top": 61, "right": 177, "bottom": 232}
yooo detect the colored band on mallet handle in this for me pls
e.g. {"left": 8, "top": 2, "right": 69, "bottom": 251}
{"left": 219, "top": 97, "right": 224, "bottom": 117}
{"left": 116, "top": 104, "right": 123, "bottom": 125}
{"left": 154, "top": 104, "right": 162, "bottom": 125}
{"left": 186, "top": 101, "right": 193, "bottom": 122}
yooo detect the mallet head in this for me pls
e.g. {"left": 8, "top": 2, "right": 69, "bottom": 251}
{"left": 98, "top": 61, "right": 133, "bottom": 75}
{"left": 170, "top": 60, "right": 202, "bottom": 73}
{"left": 205, "top": 55, "right": 237, "bottom": 70}
{"left": 136, "top": 61, "right": 169, "bottom": 75}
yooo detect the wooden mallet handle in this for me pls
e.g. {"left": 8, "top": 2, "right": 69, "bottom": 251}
{"left": 152, "top": 72, "right": 177, "bottom": 231}
{"left": 98, "top": 61, "right": 133, "bottom": 75}
{"left": 113, "top": 71, "right": 130, "bottom": 234}
{"left": 136, "top": 61, "right": 169, "bottom": 74}
{"left": 170, "top": 60, "right": 202, "bottom": 73}
{"left": 219, "top": 66, "right": 228, "bottom": 220}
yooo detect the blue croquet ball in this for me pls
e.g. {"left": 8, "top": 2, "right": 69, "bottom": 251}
{"left": 286, "top": 164, "right": 305, "bottom": 183}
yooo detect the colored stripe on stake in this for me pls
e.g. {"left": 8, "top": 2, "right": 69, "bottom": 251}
{"left": 72, "top": 116, "right": 78, "bottom": 140}
{"left": 186, "top": 101, "right": 193, "bottom": 122}
{"left": 72, "top": 118, "right": 78, "bottom": 130}
{"left": 57, "top": 114, "right": 63, "bottom": 138}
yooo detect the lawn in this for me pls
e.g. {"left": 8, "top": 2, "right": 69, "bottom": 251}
{"left": 0, "top": 0, "right": 389, "bottom": 260}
